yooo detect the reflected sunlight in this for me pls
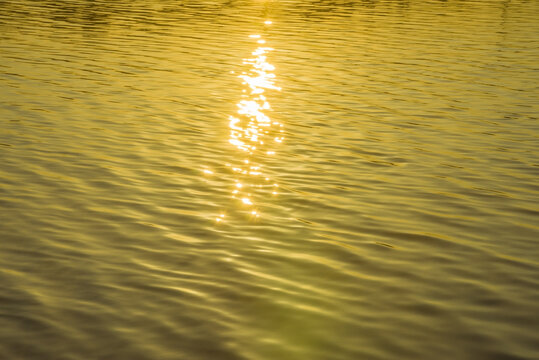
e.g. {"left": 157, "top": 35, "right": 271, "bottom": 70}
{"left": 221, "top": 21, "right": 282, "bottom": 221}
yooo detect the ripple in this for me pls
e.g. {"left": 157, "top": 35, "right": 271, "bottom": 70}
{"left": 1, "top": 0, "right": 539, "bottom": 359}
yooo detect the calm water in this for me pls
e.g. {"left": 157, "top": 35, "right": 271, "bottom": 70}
{"left": 1, "top": 0, "right": 538, "bottom": 359}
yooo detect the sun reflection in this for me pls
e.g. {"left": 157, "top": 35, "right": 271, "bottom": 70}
{"left": 224, "top": 22, "right": 283, "bottom": 219}
{"left": 205, "top": 21, "right": 282, "bottom": 222}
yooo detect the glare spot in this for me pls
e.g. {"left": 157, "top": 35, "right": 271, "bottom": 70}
{"left": 264, "top": 20, "right": 272, "bottom": 25}
{"left": 224, "top": 33, "right": 284, "bottom": 219}
{"left": 203, "top": 169, "right": 213, "bottom": 175}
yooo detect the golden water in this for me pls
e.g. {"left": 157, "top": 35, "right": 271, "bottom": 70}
{"left": 1, "top": 1, "right": 538, "bottom": 359}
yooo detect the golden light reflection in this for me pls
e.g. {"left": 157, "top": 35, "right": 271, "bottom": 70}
{"left": 223, "top": 22, "right": 282, "bottom": 220}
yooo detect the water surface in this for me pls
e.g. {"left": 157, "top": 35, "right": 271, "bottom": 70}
{"left": 1, "top": 0, "right": 538, "bottom": 359}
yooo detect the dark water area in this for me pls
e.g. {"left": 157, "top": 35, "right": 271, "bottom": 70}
{"left": 1, "top": 0, "right": 538, "bottom": 359}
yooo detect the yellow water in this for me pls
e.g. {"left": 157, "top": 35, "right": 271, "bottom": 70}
{"left": 1, "top": 0, "right": 538, "bottom": 359}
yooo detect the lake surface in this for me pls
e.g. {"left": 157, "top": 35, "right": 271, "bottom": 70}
{"left": 1, "top": 0, "right": 538, "bottom": 359}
